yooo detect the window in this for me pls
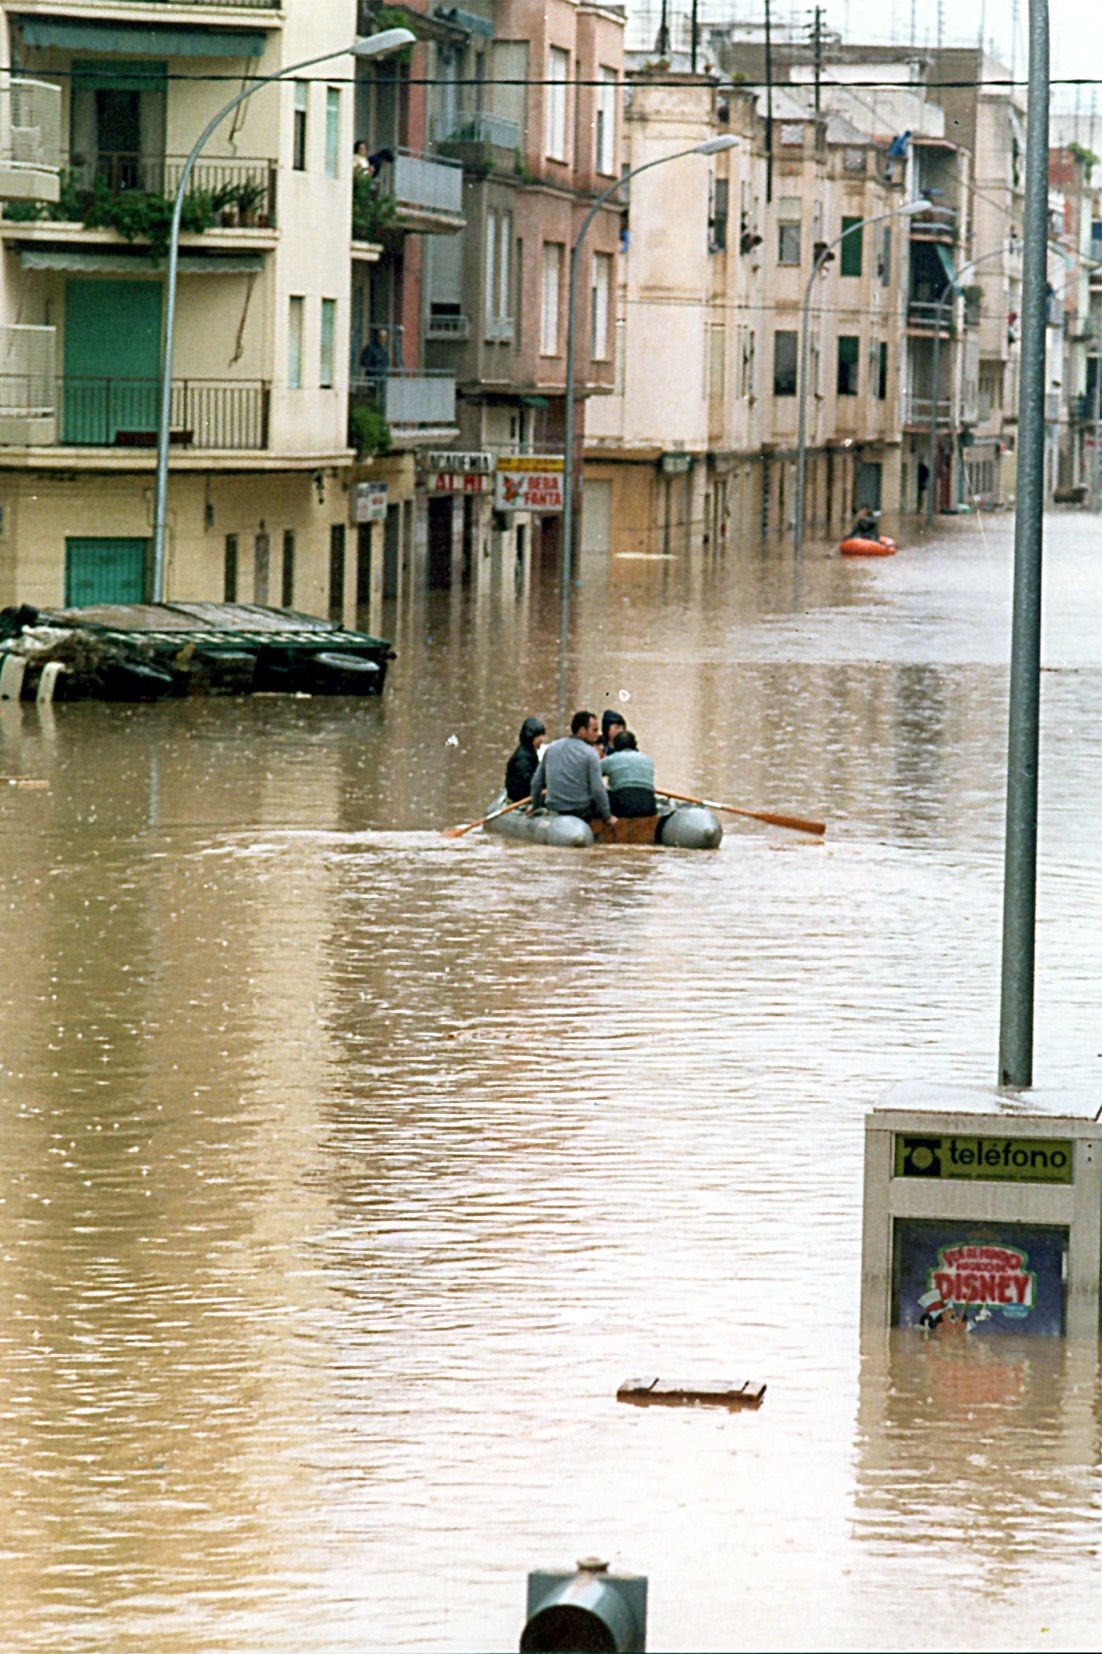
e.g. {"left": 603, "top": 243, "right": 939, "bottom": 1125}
{"left": 288, "top": 296, "right": 304, "bottom": 389}
{"left": 836, "top": 334, "right": 859, "bottom": 395}
{"left": 540, "top": 242, "right": 562, "bottom": 355}
{"left": 708, "top": 322, "right": 725, "bottom": 399}
{"left": 325, "top": 87, "right": 340, "bottom": 178}
{"left": 253, "top": 532, "right": 270, "bottom": 607}
{"left": 880, "top": 225, "right": 891, "bottom": 287}
{"left": 320, "top": 297, "right": 336, "bottom": 388}
{"left": 293, "top": 81, "right": 307, "bottom": 171}
{"left": 546, "top": 46, "right": 568, "bottom": 161}
{"left": 515, "top": 235, "right": 523, "bottom": 343}
{"left": 223, "top": 533, "right": 238, "bottom": 602}
{"left": 773, "top": 329, "right": 797, "bottom": 396}
{"left": 779, "top": 121, "right": 803, "bottom": 147}
{"left": 709, "top": 177, "right": 729, "bottom": 252}
{"left": 877, "top": 339, "right": 888, "bottom": 400}
{"left": 777, "top": 196, "right": 801, "bottom": 265}
{"left": 282, "top": 530, "right": 296, "bottom": 608}
{"left": 485, "top": 208, "right": 497, "bottom": 334}
{"left": 739, "top": 326, "right": 757, "bottom": 397}
{"left": 840, "top": 216, "right": 863, "bottom": 277}
{"left": 329, "top": 524, "right": 346, "bottom": 623}
{"left": 591, "top": 251, "right": 611, "bottom": 360}
{"left": 842, "top": 145, "right": 866, "bottom": 174}
{"left": 596, "top": 66, "right": 616, "bottom": 175}
{"left": 498, "top": 210, "right": 512, "bottom": 326}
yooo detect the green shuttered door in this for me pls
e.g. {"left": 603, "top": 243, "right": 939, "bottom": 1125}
{"left": 65, "top": 537, "right": 149, "bottom": 605}
{"left": 62, "top": 279, "right": 163, "bottom": 444}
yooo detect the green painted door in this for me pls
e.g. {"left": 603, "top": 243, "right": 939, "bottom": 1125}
{"left": 62, "top": 279, "right": 162, "bottom": 444}
{"left": 65, "top": 537, "right": 149, "bottom": 606}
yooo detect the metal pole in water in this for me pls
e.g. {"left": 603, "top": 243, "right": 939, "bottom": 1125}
{"left": 998, "top": 0, "right": 1049, "bottom": 1089}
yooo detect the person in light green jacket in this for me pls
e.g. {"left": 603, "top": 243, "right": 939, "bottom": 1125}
{"left": 600, "top": 730, "right": 657, "bottom": 818}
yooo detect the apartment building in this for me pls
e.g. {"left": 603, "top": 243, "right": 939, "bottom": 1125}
{"left": 586, "top": 66, "right": 915, "bottom": 555}
{"left": 420, "top": 0, "right": 624, "bottom": 580}
{"left": 0, "top": 0, "right": 366, "bottom": 615}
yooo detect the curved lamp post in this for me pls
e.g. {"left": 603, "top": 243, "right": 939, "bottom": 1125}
{"left": 561, "top": 133, "right": 739, "bottom": 632}
{"left": 794, "top": 197, "right": 932, "bottom": 558}
{"left": 152, "top": 28, "right": 416, "bottom": 602}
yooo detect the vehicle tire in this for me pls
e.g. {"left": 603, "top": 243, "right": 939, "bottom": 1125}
{"left": 304, "top": 650, "right": 382, "bottom": 694}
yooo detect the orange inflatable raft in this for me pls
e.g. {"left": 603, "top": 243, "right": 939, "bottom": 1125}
{"left": 838, "top": 535, "right": 897, "bottom": 557}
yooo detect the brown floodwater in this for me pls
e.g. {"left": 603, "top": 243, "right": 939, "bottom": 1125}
{"left": 1, "top": 515, "right": 1101, "bottom": 1651}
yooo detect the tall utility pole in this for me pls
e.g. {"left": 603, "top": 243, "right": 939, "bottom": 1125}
{"left": 690, "top": 0, "right": 699, "bottom": 73}
{"left": 812, "top": 6, "right": 824, "bottom": 127}
{"left": 764, "top": 0, "right": 774, "bottom": 204}
{"left": 998, "top": 0, "right": 1050, "bottom": 1089}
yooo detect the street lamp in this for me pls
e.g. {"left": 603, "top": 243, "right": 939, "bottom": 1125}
{"left": 151, "top": 28, "right": 416, "bottom": 602}
{"left": 561, "top": 133, "right": 739, "bottom": 632}
{"left": 793, "top": 197, "right": 932, "bottom": 558}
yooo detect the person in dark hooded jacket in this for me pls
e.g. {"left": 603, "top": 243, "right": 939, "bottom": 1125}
{"left": 504, "top": 716, "right": 546, "bottom": 801}
{"left": 600, "top": 708, "right": 627, "bottom": 757}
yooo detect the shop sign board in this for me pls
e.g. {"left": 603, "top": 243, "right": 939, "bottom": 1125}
{"left": 894, "top": 1133, "right": 1074, "bottom": 1185}
{"left": 425, "top": 470, "right": 491, "bottom": 494}
{"left": 893, "top": 1219, "right": 1067, "bottom": 1336}
{"left": 494, "top": 454, "right": 564, "bottom": 512}
{"left": 350, "top": 481, "right": 387, "bottom": 524}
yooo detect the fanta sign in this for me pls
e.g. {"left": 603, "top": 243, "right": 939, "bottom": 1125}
{"left": 930, "top": 1244, "right": 1035, "bottom": 1309}
{"left": 494, "top": 455, "right": 564, "bottom": 512}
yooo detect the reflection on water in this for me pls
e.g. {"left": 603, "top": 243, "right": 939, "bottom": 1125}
{"left": 1, "top": 517, "right": 1101, "bottom": 1650}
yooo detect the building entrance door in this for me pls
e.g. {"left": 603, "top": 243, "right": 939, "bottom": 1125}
{"left": 62, "top": 279, "right": 162, "bottom": 444}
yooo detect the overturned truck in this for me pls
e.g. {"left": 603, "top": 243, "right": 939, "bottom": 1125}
{"left": 0, "top": 602, "right": 394, "bottom": 703}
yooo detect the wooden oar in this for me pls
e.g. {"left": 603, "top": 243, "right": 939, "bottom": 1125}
{"left": 664, "top": 790, "right": 825, "bottom": 837}
{"left": 441, "top": 796, "right": 531, "bottom": 839}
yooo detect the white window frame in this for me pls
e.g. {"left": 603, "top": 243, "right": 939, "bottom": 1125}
{"left": 545, "top": 47, "right": 569, "bottom": 162}
{"left": 324, "top": 86, "right": 340, "bottom": 179}
{"left": 540, "top": 242, "right": 562, "bottom": 356}
{"left": 591, "top": 251, "right": 611, "bottom": 361}
{"left": 320, "top": 297, "right": 336, "bottom": 388}
{"left": 485, "top": 207, "right": 498, "bottom": 335}
{"left": 498, "top": 209, "right": 512, "bottom": 328}
{"left": 288, "top": 295, "right": 304, "bottom": 389}
{"left": 596, "top": 67, "right": 616, "bottom": 175}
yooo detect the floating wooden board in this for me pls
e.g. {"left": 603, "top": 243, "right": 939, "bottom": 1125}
{"left": 617, "top": 1377, "right": 766, "bottom": 1409}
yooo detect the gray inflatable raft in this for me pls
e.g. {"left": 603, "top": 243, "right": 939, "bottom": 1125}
{"left": 482, "top": 792, "right": 722, "bottom": 849}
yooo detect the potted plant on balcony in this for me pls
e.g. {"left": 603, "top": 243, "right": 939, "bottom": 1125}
{"left": 233, "top": 179, "right": 268, "bottom": 228}
{"left": 212, "top": 182, "right": 239, "bottom": 226}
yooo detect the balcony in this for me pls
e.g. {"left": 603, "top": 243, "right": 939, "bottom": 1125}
{"left": 351, "top": 371, "right": 457, "bottom": 440}
{"left": 909, "top": 205, "right": 958, "bottom": 242}
{"left": 0, "top": 78, "right": 61, "bottom": 205}
{"left": 66, "top": 378, "right": 268, "bottom": 447}
{"left": 903, "top": 394, "right": 951, "bottom": 428}
{"left": 906, "top": 300, "right": 954, "bottom": 333}
{"left": 426, "top": 311, "right": 471, "bottom": 341}
{"left": 376, "top": 148, "right": 464, "bottom": 234}
{"left": 431, "top": 109, "right": 521, "bottom": 158}
{"left": 0, "top": 323, "right": 57, "bottom": 443}
{"left": 69, "top": 152, "right": 277, "bottom": 224}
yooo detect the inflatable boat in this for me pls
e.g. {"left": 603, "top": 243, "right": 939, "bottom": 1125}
{"left": 482, "top": 791, "right": 722, "bottom": 849}
{"left": 838, "top": 535, "right": 897, "bottom": 557}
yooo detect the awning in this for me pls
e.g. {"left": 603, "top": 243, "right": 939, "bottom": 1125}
{"left": 20, "top": 248, "right": 264, "bottom": 275}
{"left": 934, "top": 241, "right": 959, "bottom": 291}
{"left": 14, "top": 17, "right": 266, "bottom": 58}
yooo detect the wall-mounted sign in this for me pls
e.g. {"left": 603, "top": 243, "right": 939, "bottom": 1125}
{"left": 350, "top": 481, "right": 388, "bottom": 524}
{"left": 893, "top": 1133, "right": 1074, "bottom": 1185}
{"left": 422, "top": 450, "right": 493, "bottom": 475}
{"left": 494, "top": 454, "right": 564, "bottom": 512}
{"left": 425, "top": 470, "right": 491, "bottom": 494}
{"left": 660, "top": 452, "right": 692, "bottom": 475}
{"left": 893, "top": 1219, "right": 1067, "bottom": 1337}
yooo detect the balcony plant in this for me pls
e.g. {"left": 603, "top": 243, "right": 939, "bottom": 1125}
{"left": 349, "top": 402, "right": 391, "bottom": 457}
{"left": 233, "top": 179, "right": 268, "bottom": 227}
{"left": 352, "top": 169, "right": 398, "bottom": 242}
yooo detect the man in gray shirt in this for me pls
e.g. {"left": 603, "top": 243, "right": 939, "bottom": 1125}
{"left": 529, "top": 710, "right": 617, "bottom": 825}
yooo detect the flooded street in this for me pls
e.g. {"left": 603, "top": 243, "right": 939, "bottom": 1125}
{"left": 2, "top": 513, "right": 1102, "bottom": 1652}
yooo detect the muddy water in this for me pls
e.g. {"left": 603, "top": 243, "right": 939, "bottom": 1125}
{"left": 1, "top": 516, "right": 1101, "bottom": 1651}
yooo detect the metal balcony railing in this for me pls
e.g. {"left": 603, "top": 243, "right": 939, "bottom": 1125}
{"left": 58, "top": 378, "right": 269, "bottom": 448}
{"left": 377, "top": 148, "right": 463, "bottom": 219}
{"left": 351, "top": 371, "right": 456, "bottom": 428}
{"left": 68, "top": 153, "right": 277, "bottom": 223}
{"left": 0, "top": 78, "right": 62, "bottom": 176}
{"left": 909, "top": 204, "right": 957, "bottom": 238}
{"left": 907, "top": 300, "right": 955, "bottom": 331}
{"left": 431, "top": 110, "right": 521, "bottom": 151}
{"left": 903, "top": 394, "right": 951, "bottom": 425}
